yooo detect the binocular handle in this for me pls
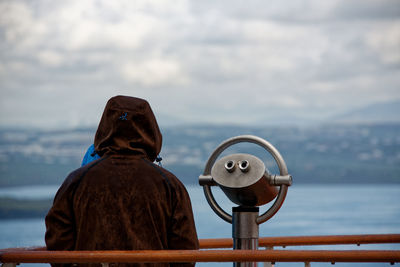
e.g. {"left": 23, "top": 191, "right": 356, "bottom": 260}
{"left": 200, "top": 135, "right": 290, "bottom": 224}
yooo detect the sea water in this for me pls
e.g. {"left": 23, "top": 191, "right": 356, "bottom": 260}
{"left": 1, "top": 184, "right": 399, "bottom": 267}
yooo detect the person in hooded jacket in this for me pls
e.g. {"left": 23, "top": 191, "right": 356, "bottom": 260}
{"left": 45, "top": 96, "right": 199, "bottom": 267}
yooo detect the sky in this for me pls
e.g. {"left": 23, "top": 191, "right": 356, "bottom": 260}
{"left": 0, "top": 0, "right": 399, "bottom": 128}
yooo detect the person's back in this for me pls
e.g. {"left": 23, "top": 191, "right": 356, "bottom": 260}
{"left": 45, "top": 96, "right": 199, "bottom": 267}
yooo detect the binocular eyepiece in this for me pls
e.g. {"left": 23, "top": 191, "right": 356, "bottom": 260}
{"left": 224, "top": 160, "right": 250, "bottom": 173}
{"left": 211, "top": 153, "right": 292, "bottom": 207}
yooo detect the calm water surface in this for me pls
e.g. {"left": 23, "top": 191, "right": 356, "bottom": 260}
{"left": 1, "top": 184, "right": 399, "bottom": 267}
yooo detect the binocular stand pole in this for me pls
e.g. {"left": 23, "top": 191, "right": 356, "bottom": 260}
{"left": 232, "top": 206, "right": 260, "bottom": 267}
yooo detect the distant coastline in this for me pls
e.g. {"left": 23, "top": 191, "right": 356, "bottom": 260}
{"left": 0, "top": 123, "right": 399, "bottom": 188}
{"left": 0, "top": 197, "right": 51, "bottom": 219}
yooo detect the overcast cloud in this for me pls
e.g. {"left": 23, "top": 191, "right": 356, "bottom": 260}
{"left": 0, "top": 0, "right": 399, "bottom": 128}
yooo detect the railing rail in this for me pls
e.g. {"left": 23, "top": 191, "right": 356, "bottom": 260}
{"left": 200, "top": 234, "right": 400, "bottom": 248}
{"left": 1, "top": 249, "right": 399, "bottom": 264}
{"left": 1, "top": 234, "right": 399, "bottom": 265}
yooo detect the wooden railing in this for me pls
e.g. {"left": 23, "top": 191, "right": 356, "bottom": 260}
{"left": 200, "top": 234, "right": 400, "bottom": 248}
{"left": 1, "top": 234, "right": 399, "bottom": 265}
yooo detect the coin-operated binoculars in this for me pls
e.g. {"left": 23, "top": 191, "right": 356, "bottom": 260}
{"left": 199, "top": 135, "right": 292, "bottom": 267}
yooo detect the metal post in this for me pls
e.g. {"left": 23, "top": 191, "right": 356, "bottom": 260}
{"left": 233, "top": 206, "right": 259, "bottom": 267}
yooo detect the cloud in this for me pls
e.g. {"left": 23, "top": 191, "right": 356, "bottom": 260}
{"left": 36, "top": 51, "right": 65, "bottom": 67}
{"left": 366, "top": 22, "right": 400, "bottom": 64}
{"left": 0, "top": 0, "right": 399, "bottom": 128}
{"left": 332, "top": 0, "right": 400, "bottom": 20}
{"left": 120, "top": 58, "right": 189, "bottom": 86}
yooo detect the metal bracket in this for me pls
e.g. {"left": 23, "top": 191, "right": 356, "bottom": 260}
{"left": 198, "top": 174, "right": 216, "bottom": 186}
{"left": 267, "top": 174, "right": 293, "bottom": 186}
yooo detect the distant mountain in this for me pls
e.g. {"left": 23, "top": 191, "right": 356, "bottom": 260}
{"left": 154, "top": 113, "right": 186, "bottom": 127}
{"left": 0, "top": 123, "right": 399, "bottom": 187}
{"left": 331, "top": 101, "right": 400, "bottom": 124}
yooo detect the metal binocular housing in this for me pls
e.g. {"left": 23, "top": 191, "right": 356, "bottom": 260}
{"left": 211, "top": 153, "right": 292, "bottom": 207}
{"left": 199, "top": 135, "right": 293, "bottom": 224}
{"left": 199, "top": 135, "right": 292, "bottom": 267}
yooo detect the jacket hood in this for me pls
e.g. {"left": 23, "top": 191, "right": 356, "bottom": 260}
{"left": 94, "top": 95, "right": 162, "bottom": 161}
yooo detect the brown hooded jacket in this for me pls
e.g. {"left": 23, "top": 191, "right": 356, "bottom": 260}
{"left": 45, "top": 96, "right": 199, "bottom": 267}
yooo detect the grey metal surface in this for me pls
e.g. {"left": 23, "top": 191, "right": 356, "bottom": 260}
{"left": 211, "top": 154, "right": 265, "bottom": 189}
{"left": 233, "top": 238, "right": 258, "bottom": 249}
{"left": 267, "top": 174, "right": 293, "bottom": 186}
{"left": 202, "top": 135, "right": 289, "bottom": 176}
{"left": 238, "top": 160, "right": 250, "bottom": 173}
{"left": 200, "top": 135, "right": 291, "bottom": 224}
{"left": 233, "top": 208, "right": 259, "bottom": 267}
{"left": 232, "top": 208, "right": 259, "bottom": 239}
{"left": 211, "top": 153, "right": 278, "bottom": 206}
{"left": 225, "top": 160, "right": 236, "bottom": 173}
{"left": 198, "top": 174, "right": 216, "bottom": 186}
